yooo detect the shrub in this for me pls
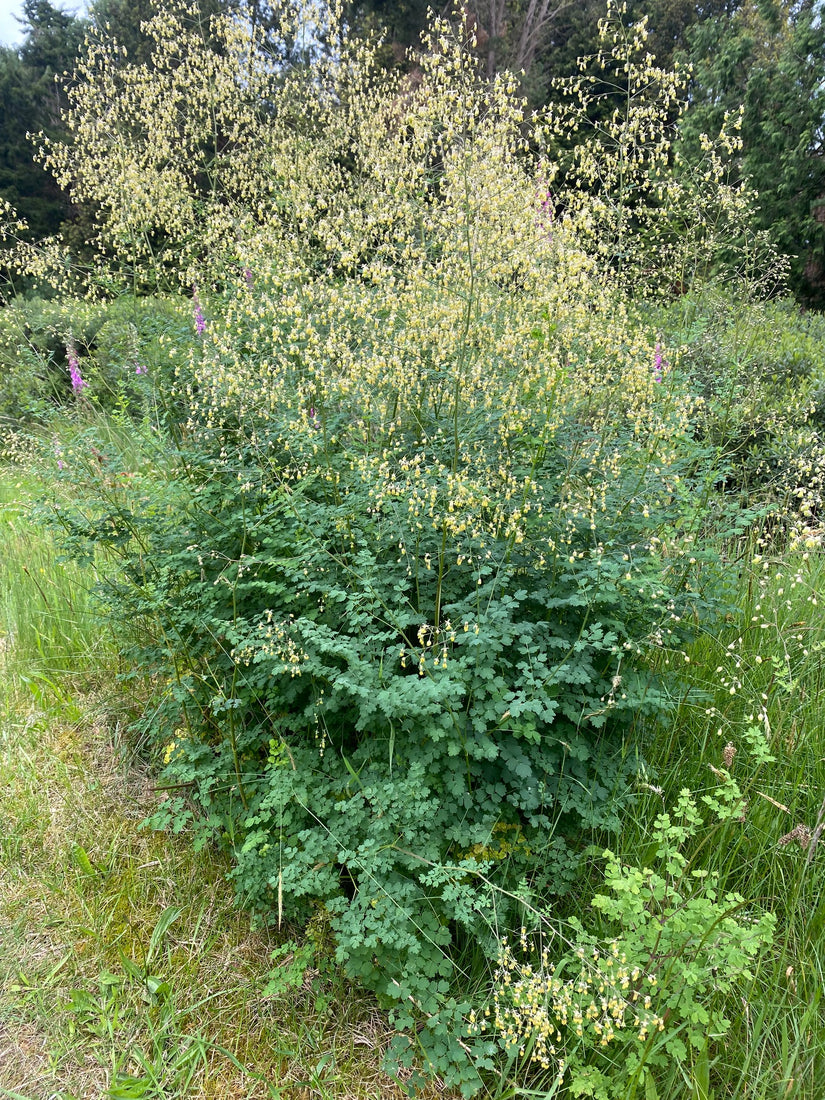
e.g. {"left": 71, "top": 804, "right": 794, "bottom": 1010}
{"left": 61, "top": 289, "right": 712, "bottom": 1090}
{"left": 656, "top": 292, "right": 825, "bottom": 541}
{"left": 32, "top": 1, "right": 773, "bottom": 1090}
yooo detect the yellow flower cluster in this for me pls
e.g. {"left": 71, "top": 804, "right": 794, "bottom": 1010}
{"left": 159, "top": 9, "right": 699, "bottom": 577}
{"left": 480, "top": 934, "right": 664, "bottom": 1074}
{"left": 162, "top": 728, "right": 187, "bottom": 764}
{"left": 542, "top": 0, "right": 777, "bottom": 297}
{"left": 461, "top": 822, "right": 530, "bottom": 863}
{"left": 232, "top": 611, "right": 307, "bottom": 678}
{"left": 36, "top": 1, "right": 318, "bottom": 287}
{"left": 17, "top": 1, "right": 777, "bottom": 645}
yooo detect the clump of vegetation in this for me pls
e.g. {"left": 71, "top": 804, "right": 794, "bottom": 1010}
{"left": 488, "top": 780, "right": 777, "bottom": 1097}
{"left": 1, "top": 2, "right": 823, "bottom": 1097}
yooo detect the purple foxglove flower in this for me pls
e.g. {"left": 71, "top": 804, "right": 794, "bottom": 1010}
{"left": 67, "top": 348, "right": 88, "bottom": 392}
{"left": 192, "top": 286, "right": 206, "bottom": 335}
{"left": 653, "top": 343, "right": 665, "bottom": 383}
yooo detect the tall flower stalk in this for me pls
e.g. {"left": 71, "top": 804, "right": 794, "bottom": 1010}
{"left": 67, "top": 345, "right": 88, "bottom": 393}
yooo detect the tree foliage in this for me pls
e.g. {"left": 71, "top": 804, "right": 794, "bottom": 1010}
{"left": 3, "top": 0, "right": 823, "bottom": 306}
{"left": 679, "top": 0, "right": 825, "bottom": 303}
{"left": 88, "top": 0, "right": 226, "bottom": 64}
{"left": 0, "top": 1, "right": 85, "bottom": 244}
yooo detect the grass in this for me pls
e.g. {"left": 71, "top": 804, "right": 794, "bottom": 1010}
{"left": 0, "top": 468, "right": 451, "bottom": 1100}
{"left": 612, "top": 542, "right": 825, "bottom": 1098}
{"left": 0, "top": 470, "right": 112, "bottom": 693}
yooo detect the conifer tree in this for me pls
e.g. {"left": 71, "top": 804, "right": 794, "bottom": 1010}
{"left": 679, "top": 0, "right": 825, "bottom": 303}
{"left": 0, "top": 1, "right": 85, "bottom": 242}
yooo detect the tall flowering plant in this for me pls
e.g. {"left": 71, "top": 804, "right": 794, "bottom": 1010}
{"left": 39, "top": 3, "right": 770, "bottom": 1092}
{"left": 67, "top": 345, "right": 88, "bottom": 393}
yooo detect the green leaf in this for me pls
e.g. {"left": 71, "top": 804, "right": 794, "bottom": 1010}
{"left": 146, "top": 905, "right": 181, "bottom": 967}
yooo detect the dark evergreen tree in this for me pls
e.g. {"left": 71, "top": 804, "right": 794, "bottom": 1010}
{"left": 343, "top": 0, "right": 431, "bottom": 59}
{"left": 86, "top": 0, "right": 159, "bottom": 64}
{"left": 20, "top": 0, "right": 86, "bottom": 78}
{"left": 338, "top": 0, "right": 732, "bottom": 105}
{"left": 0, "top": 1, "right": 86, "bottom": 242}
{"left": 629, "top": 0, "right": 734, "bottom": 68}
{"left": 679, "top": 0, "right": 825, "bottom": 302}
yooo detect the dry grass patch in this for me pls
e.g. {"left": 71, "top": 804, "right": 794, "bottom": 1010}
{"left": 0, "top": 696, "right": 451, "bottom": 1099}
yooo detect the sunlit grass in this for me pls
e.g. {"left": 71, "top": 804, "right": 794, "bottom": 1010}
{"left": 615, "top": 543, "right": 825, "bottom": 1099}
{"left": 0, "top": 705, "right": 441, "bottom": 1099}
{"left": 0, "top": 470, "right": 114, "bottom": 697}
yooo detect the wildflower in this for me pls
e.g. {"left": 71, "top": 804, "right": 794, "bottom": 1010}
{"left": 535, "top": 169, "right": 555, "bottom": 238}
{"left": 192, "top": 288, "right": 206, "bottom": 335}
{"left": 135, "top": 363, "right": 148, "bottom": 374}
{"left": 653, "top": 343, "right": 665, "bottom": 383}
{"left": 67, "top": 346, "right": 88, "bottom": 392}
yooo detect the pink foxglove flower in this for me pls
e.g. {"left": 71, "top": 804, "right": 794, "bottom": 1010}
{"left": 67, "top": 347, "right": 88, "bottom": 392}
{"left": 653, "top": 343, "right": 665, "bottom": 384}
{"left": 193, "top": 287, "right": 206, "bottom": 335}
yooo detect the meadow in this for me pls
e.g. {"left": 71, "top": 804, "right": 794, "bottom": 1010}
{"left": 1, "top": 2, "right": 824, "bottom": 1096}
